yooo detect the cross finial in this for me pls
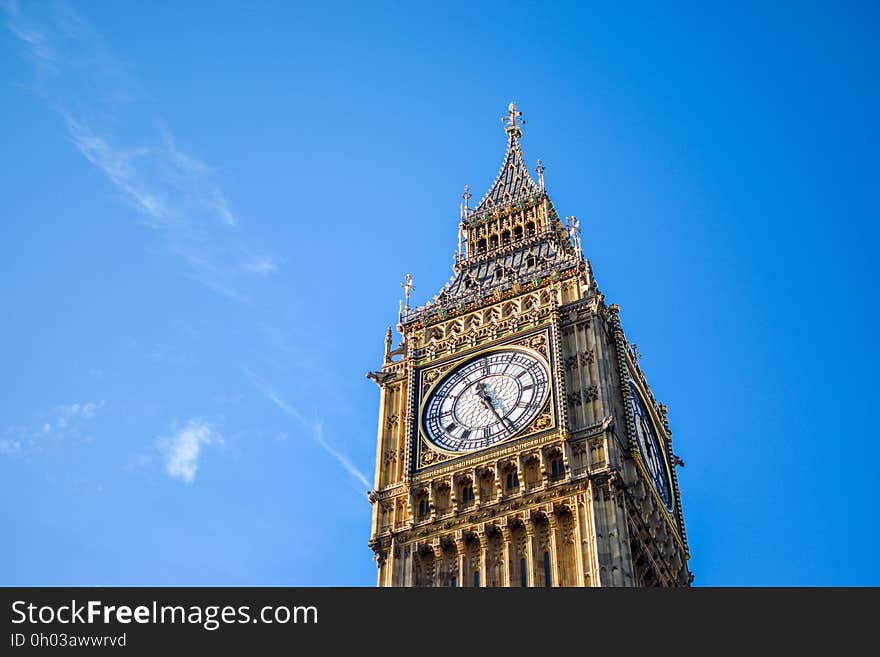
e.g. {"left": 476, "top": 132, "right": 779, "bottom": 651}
{"left": 401, "top": 273, "right": 416, "bottom": 310}
{"left": 502, "top": 101, "right": 525, "bottom": 140}
{"left": 536, "top": 159, "right": 545, "bottom": 190}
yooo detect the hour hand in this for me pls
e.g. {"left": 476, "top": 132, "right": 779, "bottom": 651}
{"left": 475, "top": 384, "right": 508, "bottom": 425}
{"left": 475, "top": 382, "right": 492, "bottom": 405}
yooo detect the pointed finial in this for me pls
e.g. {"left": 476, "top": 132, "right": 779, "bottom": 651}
{"left": 401, "top": 273, "right": 416, "bottom": 310}
{"left": 536, "top": 159, "right": 545, "bottom": 190}
{"left": 502, "top": 101, "right": 524, "bottom": 140}
{"left": 566, "top": 215, "right": 582, "bottom": 257}
{"left": 462, "top": 184, "right": 472, "bottom": 212}
{"left": 384, "top": 327, "right": 393, "bottom": 363}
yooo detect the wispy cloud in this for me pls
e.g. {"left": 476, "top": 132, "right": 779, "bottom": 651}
{"left": 240, "top": 256, "right": 279, "bottom": 277}
{"left": 5, "top": 20, "right": 54, "bottom": 69}
{"left": 1, "top": 401, "right": 104, "bottom": 456}
{"left": 159, "top": 420, "right": 221, "bottom": 484}
{"left": 244, "top": 368, "right": 371, "bottom": 490}
{"left": 64, "top": 117, "right": 171, "bottom": 224}
{"left": 3, "top": 1, "right": 276, "bottom": 301}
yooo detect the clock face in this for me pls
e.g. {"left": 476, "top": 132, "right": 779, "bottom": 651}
{"left": 628, "top": 378, "right": 673, "bottom": 510}
{"left": 422, "top": 348, "right": 550, "bottom": 453}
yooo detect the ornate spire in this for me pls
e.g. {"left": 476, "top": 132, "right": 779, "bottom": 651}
{"left": 474, "top": 102, "right": 541, "bottom": 214}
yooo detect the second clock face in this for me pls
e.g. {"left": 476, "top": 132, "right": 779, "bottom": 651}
{"left": 422, "top": 348, "right": 549, "bottom": 453}
{"left": 628, "top": 378, "right": 673, "bottom": 510}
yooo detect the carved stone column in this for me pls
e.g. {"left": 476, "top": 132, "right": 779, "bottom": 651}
{"left": 430, "top": 539, "right": 442, "bottom": 588}
{"left": 454, "top": 531, "right": 468, "bottom": 588}
{"left": 524, "top": 517, "right": 536, "bottom": 587}
{"left": 477, "top": 525, "right": 489, "bottom": 588}
{"left": 372, "top": 383, "right": 387, "bottom": 488}
{"left": 429, "top": 483, "right": 438, "bottom": 523}
{"left": 499, "top": 521, "right": 512, "bottom": 587}
{"left": 473, "top": 467, "right": 482, "bottom": 506}
{"left": 548, "top": 513, "right": 560, "bottom": 587}
{"left": 404, "top": 542, "right": 415, "bottom": 587}
{"left": 573, "top": 495, "right": 587, "bottom": 587}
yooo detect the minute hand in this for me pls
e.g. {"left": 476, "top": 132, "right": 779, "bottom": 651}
{"left": 478, "top": 390, "right": 510, "bottom": 427}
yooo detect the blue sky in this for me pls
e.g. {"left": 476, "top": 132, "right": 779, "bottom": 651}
{"left": 1, "top": 1, "right": 877, "bottom": 586}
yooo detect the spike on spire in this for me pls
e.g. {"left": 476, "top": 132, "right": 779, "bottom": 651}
{"left": 502, "top": 101, "right": 525, "bottom": 140}
{"left": 474, "top": 103, "right": 541, "bottom": 214}
{"left": 536, "top": 159, "right": 545, "bottom": 191}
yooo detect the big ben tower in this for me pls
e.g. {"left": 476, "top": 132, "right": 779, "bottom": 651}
{"left": 367, "top": 104, "right": 691, "bottom": 587}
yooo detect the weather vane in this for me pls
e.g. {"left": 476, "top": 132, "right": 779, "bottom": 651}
{"left": 502, "top": 102, "right": 524, "bottom": 139}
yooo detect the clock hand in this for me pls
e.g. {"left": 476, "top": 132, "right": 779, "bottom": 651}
{"left": 475, "top": 383, "right": 510, "bottom": 428}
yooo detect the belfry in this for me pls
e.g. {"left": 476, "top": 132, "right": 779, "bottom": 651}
{"left": 367, "top": 104, "right": 691, "bottom": 587}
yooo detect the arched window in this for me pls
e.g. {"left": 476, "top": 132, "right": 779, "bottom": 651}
{"left": 544, "top": 552, "right": 552, "bottom": 587}
{"left": 524, "top": 457, "right": 540, "bottom": 489}
{"left": 501, "top": 230, "right": 511, "bottom": 245}
{"left": 435, "top": 485, "right": 451, "bottom": 515}
{"left": 505, "top": 470, "right": 519, "bottom": 491}
{"left": 514, "top": 225, "right": 523, "bottom": 240}
{"left": 550, "top": 455, "right": 565, "bottom": 480}
{"left": 489, "top": 234, "right": 499, "bottom": 249}
{"left": 520, "top": 558, "right": 527, "bottom": 588}
{"left": 479, "top": 471, "right": 495, "bottom": 502}
{"left": 459, "top": 482, "right": 475, "bottom": 509}
{"left": 526, "top": 221, "right": 536, "bottom": 236}
{"left": 417, "top": 495, "right": 430, "bottom": 519}
{"left": 477, "top": 238, "right": 486, "bottom": 253}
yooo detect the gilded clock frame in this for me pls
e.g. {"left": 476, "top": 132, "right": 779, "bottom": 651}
{"left": 413, "top": 327, "right": 558, "bottom": 471}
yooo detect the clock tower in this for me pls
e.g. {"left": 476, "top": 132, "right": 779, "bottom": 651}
{"left": 367, "top": 104, "right": 692, "bottom": 587}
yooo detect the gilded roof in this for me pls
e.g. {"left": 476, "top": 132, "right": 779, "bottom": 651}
{"left": 473, "top": 137, "right": 542, "bottom": 214}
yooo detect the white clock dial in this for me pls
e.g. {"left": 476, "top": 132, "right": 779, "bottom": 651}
{"left": 422, "top": 348, "right": 549, "bottom": 453}
{"left": 627, "top": 378, "right": 673, "bottom": 510}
